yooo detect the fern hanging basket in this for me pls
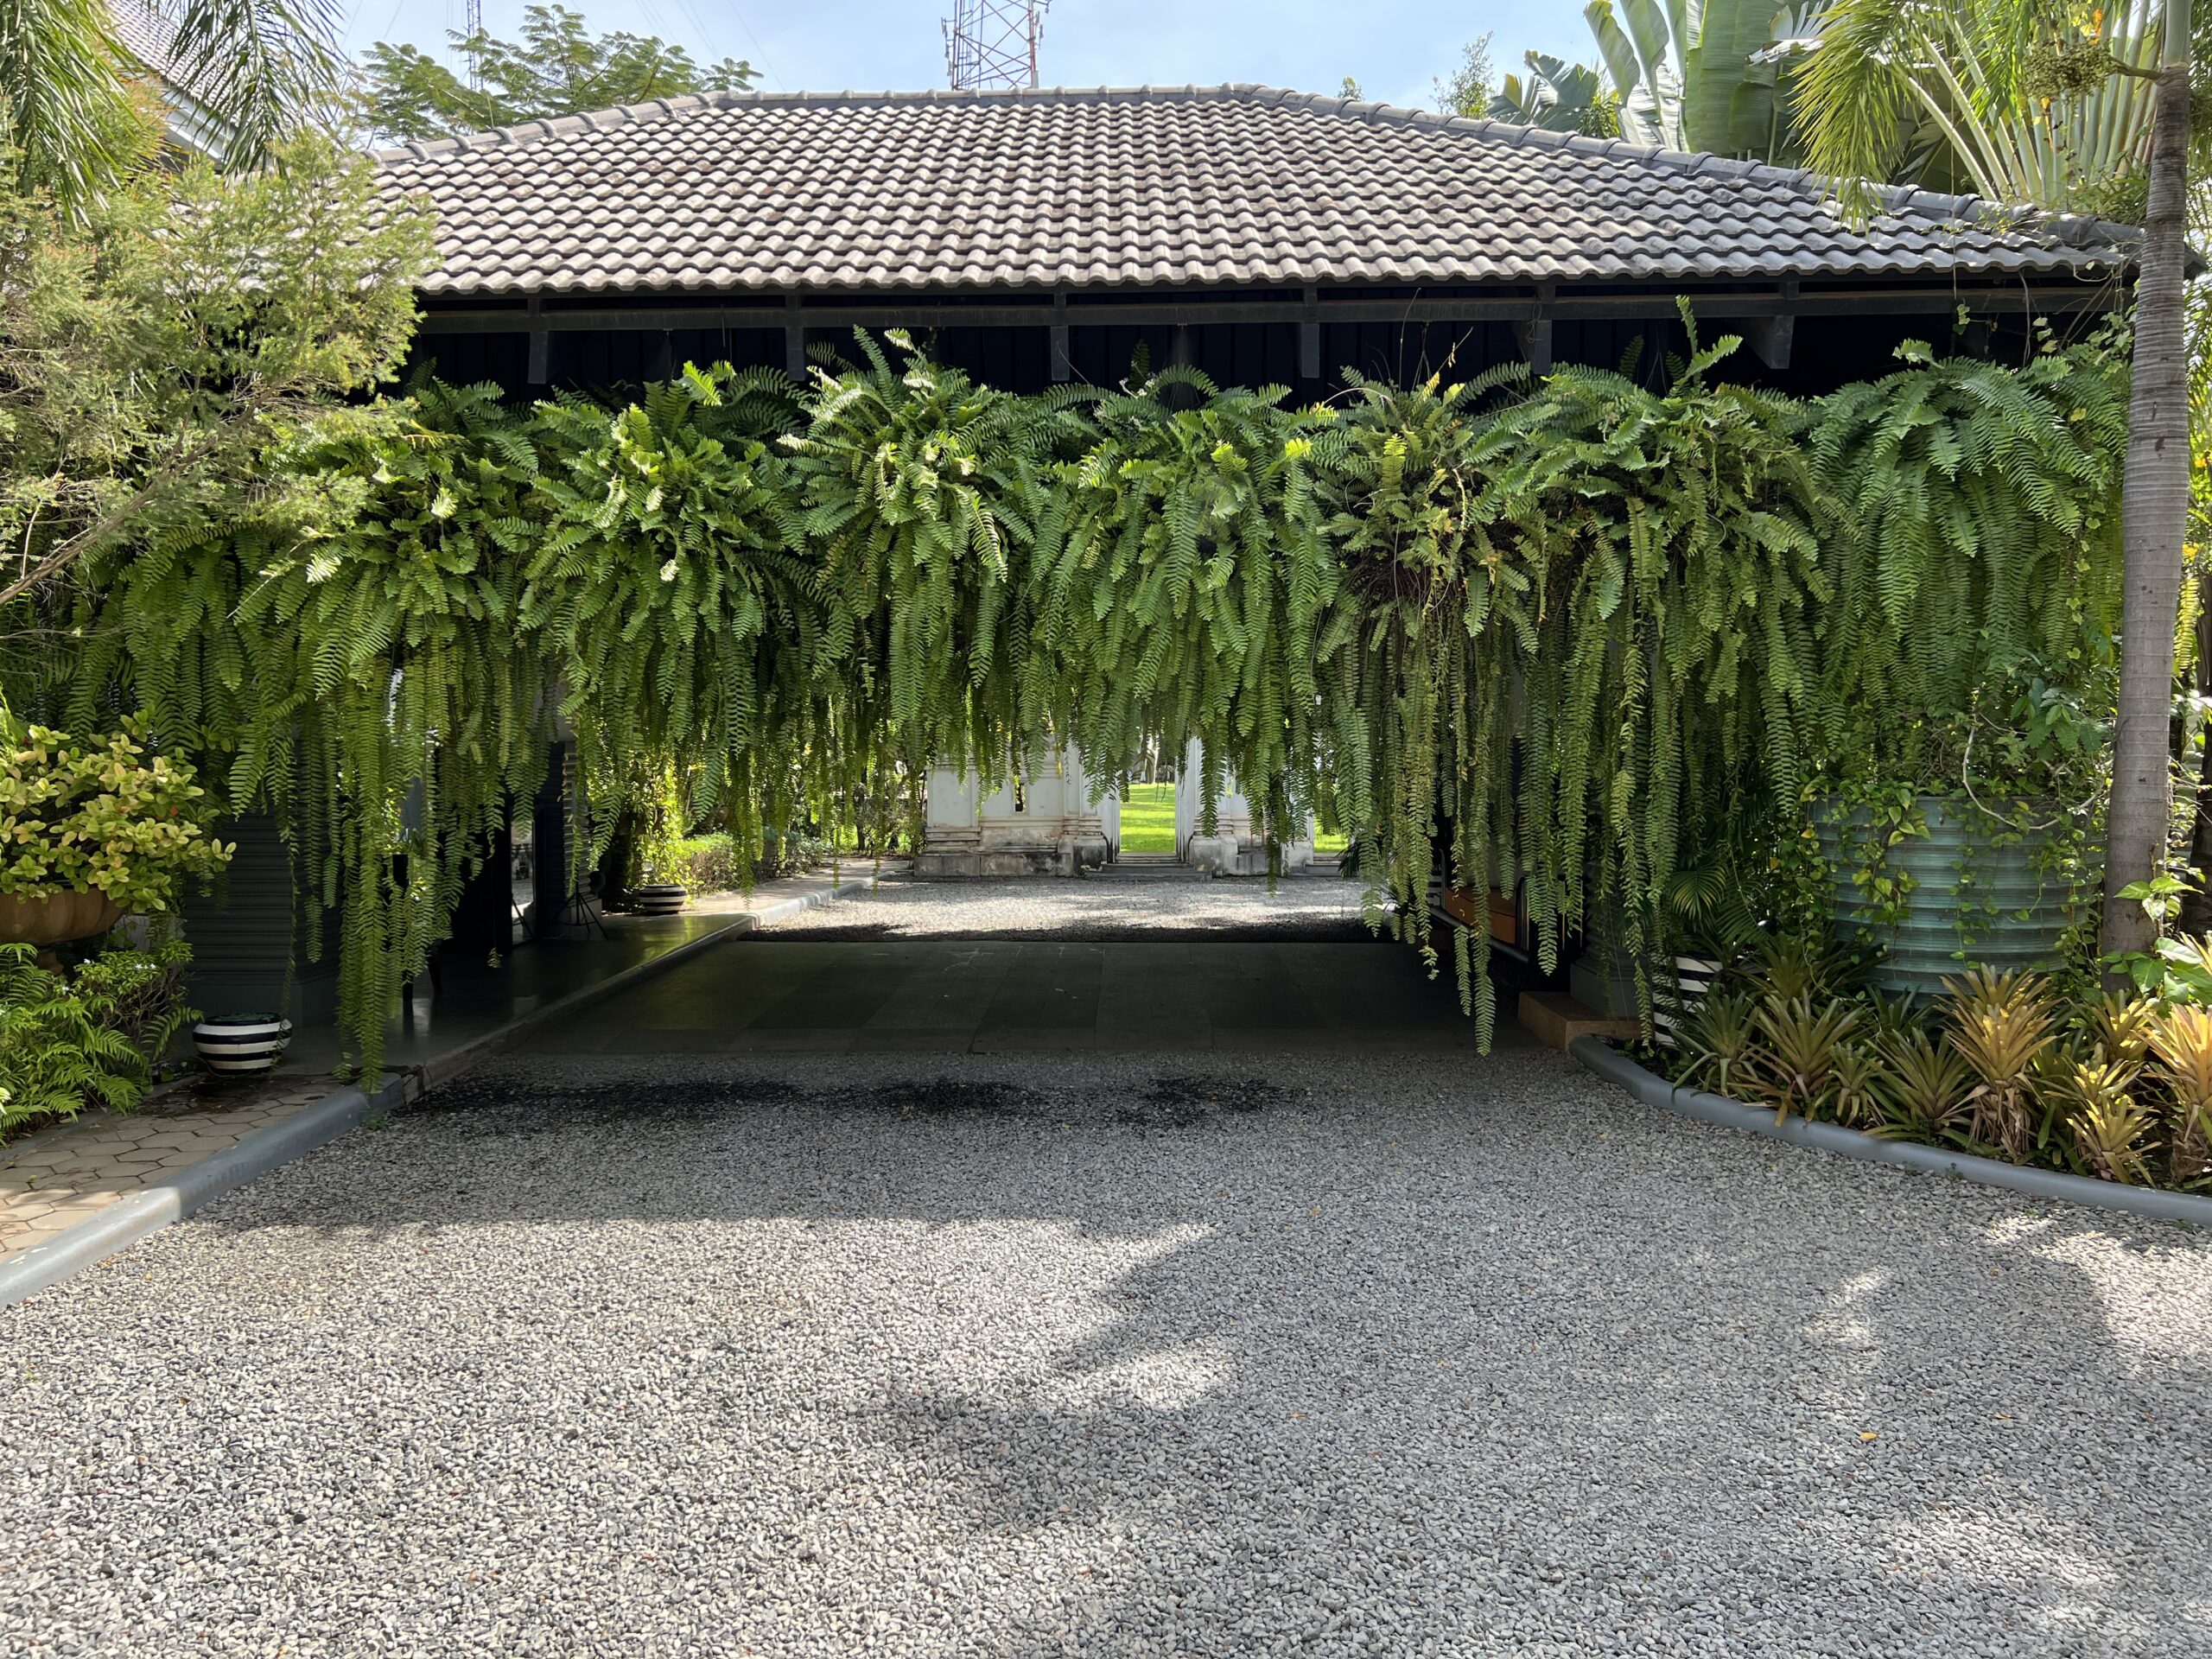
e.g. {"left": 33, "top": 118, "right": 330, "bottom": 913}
{"left": 1815, "top": 796, "right": 2074, "bottom": 1000}
{"left": 0, "top": 888, "right": 125, "bottom": 951}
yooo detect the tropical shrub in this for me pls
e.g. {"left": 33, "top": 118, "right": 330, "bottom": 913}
{"left": 0, "top": 719, "right": 232, "bottom": 912}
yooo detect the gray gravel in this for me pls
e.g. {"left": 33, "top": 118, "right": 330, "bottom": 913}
{"left": 4, "top": 1047, "right": 2209, "bottom": 1657}
{"left": 771, "top": 865, "right": 1369, "bottom": 940}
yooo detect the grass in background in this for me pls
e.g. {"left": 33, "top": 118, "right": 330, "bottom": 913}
{"left": 1116, "top": 780, "right": 1349, "bottom": 856}
{"left": 1119, "top": 781, "right": 1176, "bottom": 854}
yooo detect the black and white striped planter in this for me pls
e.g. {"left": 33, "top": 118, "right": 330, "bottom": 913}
{"left": 632, "top": 883, "right": 688, "bottom": 916}
{"left": 1649, "top": 955, "right": 1725, "bottom": 1047}
{"left": 192, "top": 1014, "right": 293, "bottom": 1077}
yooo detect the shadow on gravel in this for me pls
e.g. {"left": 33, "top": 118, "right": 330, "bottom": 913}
{"left": 393, "top": 1068, "right": 1289, "bottom": 1138}
{"left": 162, "top": 1056, "right": 2212, "bottom": 1656}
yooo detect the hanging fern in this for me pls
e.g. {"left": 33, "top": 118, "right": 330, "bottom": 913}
{"left": 8, "top": 322, "right": 2131, "bottom": 1068}
{"left": 1036, "top": 365, "right": 1339, "bottom": 852}
{"left": 781, "top": 330, "right": 1091, "bottom": 833}
{"left": 1319, "top": 331, "right": 1822, "bottom": 1039}
{"left": 523, "top": 364, "right": 817, "bottom": 873}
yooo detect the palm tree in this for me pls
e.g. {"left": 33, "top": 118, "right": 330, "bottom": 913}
{"left": 1796, "top": 0, "right": 2194, "bottom": 961}
{"left": 0, "top": 0, "right": 341, "bottom": 206}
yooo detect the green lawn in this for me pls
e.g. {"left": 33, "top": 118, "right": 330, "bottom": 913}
{"left": 1119, "top": 781, "right": 1176, "bottom": 854}
{"left": 1116, "top": 780, "right": 1347, "bottom": 855}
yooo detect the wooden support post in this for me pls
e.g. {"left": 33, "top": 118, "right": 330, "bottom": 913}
{"left": 1512, "top": 282, "right": 1554, "bottom": 374}
{"left": 525, "top": 296, "right": 550, "bottom": 385}
{"left": 1746, "top": 280, "right": 1798, "bottom": 371}
{"left": 1300, "top": 285, "right": 1320, "bottom": 380}
{"left": 785, "top": 294, "right": 806, "bottom": 378}
{"left": 1745, "top": 315, "right": 1795, "bottom": 371}
{"left": 1171, "top": 321, "right": 1192, "bottom": 369}
{"left": 1051, "top": 289, "right": 1071, "bottom": 384}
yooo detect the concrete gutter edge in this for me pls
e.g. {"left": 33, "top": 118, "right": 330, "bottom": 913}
{"left": 1, "top": 874, "right": 862, "bottom": 1308}
{"left": 0, "top": 1071, "right": 408, "bottom": 1310}
{"left": 1571, "top": 1035, "right": 2212, "bottom": 1229}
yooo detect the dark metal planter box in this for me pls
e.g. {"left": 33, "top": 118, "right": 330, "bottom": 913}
{"left": 179, "top": 816, "right": 339, "bottom": 1026}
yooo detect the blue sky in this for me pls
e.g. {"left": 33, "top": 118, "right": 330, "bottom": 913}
{"left": 341, "top": 1, "right": 1593, "bottom": 114}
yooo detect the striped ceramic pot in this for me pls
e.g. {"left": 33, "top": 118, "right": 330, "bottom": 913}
{"left": 633, "top": 883, "right": 688, "bottom": 916}
{"left": 192, "top": 1014, "right": 293, "bottom": 1077}
{"left": 1649, "top": 955, "right": 1725, "bottom": 1047}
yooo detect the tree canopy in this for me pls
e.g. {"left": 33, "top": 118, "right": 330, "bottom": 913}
{"left": 0, "top": 137, "right": 429, "bottom": 620}
{"left": 359, "top": 4, "right": 757, "bottom": 144}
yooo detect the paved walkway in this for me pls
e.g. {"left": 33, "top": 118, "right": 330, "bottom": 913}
{"left": 765, "top": 863, "right": 1369, "bottom": 941}
{"left": 0, "top": 1077, "right": 340, "bottom": 1262}
{"left": 535, "top": 938, "right": 1522, "bottom": 1053}
{"left": 4, "top": 1047, "right": 2207, "bottom": 1657}
{"left": 531, "top": 868, "right": 1523, "bottom": 1054}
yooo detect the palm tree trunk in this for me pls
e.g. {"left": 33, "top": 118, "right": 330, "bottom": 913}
{"left": 2102, "top": 2, "right": 2195, "bottom": 960}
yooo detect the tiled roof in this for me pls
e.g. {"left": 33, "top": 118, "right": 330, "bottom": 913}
{"left": 108, "top": 0, "right": 226, "bottom": 155}
{"left": 376, "top": 85, "right": 2139, "bottom": 297}
{"left": 106, "top": 0, "right": 181, "bottom": 81}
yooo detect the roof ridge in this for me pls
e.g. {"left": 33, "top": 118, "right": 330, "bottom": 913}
{"left": 370, "top": 80, "right": 2145, "bottom": 253}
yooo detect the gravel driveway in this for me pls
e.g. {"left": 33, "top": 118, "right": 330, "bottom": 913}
{"left": 4, "top": 1048, "right": 2209, "bottom": 1658}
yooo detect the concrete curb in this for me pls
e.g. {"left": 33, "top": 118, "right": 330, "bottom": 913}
{"left": 1572, "top": 1035, "right": 2212, "bottom": 1229}
{"left": 0, "top": 1071, "right": 410, "bottom": 1309}
{"left": 0, "top": 874, "right": 866, "bottom": 1308}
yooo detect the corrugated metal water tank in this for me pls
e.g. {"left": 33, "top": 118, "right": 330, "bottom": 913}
{"left": 1818, "top": 798, "right": 2075, "bottom": 999}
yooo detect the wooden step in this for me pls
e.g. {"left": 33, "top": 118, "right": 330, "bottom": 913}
{"left": 1517, "top": 990, "right": 1640, "bottom": 1052}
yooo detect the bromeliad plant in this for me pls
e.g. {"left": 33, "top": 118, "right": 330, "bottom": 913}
{"left": 1672, "top": 950, "right": 2212, "bottom": 1192}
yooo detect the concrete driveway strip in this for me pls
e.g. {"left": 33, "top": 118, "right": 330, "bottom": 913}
{"left": 3, "top": 1047, "right": 2208, "bottom": 1657}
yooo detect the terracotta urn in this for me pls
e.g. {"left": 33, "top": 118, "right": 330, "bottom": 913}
{"left": 0, "top": 888, "right": 124, "bottom": 950}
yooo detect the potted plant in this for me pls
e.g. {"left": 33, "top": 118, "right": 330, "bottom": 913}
{"left": 0, "top": 719, "right": 233, "bottom": 963}
{"left": 632, "top": 881, "right": 688, "bottom": 915}
{"left": 190, "top": 1012, "right": 294, "bottom": 1075}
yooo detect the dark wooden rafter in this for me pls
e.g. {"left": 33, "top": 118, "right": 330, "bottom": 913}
{"left": 423, "top": 279, "right": 2120, "bottom": 340}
